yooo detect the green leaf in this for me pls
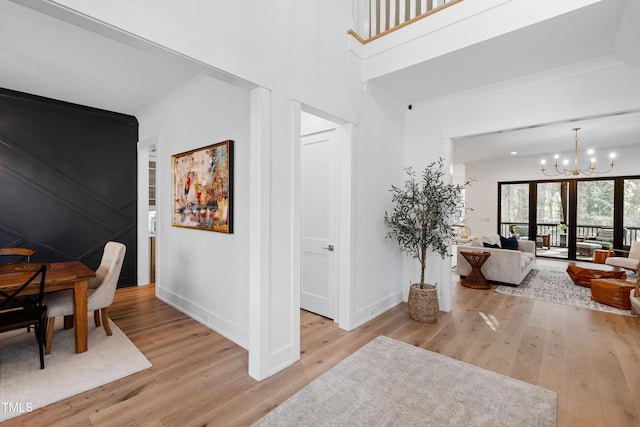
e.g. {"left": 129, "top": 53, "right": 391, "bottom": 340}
{"left": 383, "top": 158, "right": 472, "bottom": 286}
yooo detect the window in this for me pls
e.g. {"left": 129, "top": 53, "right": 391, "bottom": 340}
{"left": 624, "top": 179, "right": 640, "bottom": 245}
{"left": 500, "top": 183, "right": 529, "bottom": 232}
{"left": 499, "top": 176, "right": 640, "bottom": 260}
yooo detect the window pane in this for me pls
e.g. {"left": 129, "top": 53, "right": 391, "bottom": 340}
{"left": 537, "top": 182, "right": 564, "bottom": 224}
{"left": 500, "top": 183, "right": 529, "bottom": 236}
{"left": 624, "top": 178, "right": 640, "bottom": 245}
{"left": 577, "top": 180, "right": 614, "bottom": 238}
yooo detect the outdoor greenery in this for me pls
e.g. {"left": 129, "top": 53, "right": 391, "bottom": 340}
{"left": 577, "top": 180, "right": 614, "bottom": 226}
{"left": 500, "top": 183, "right": 529, "bottom": 223}
{"left": 624, "top": 179, "right": 640, "bottom": 227}
{"left": 384, "top": 159, "right": 471, "bottom": 288}
{"left": 537, "top": 182, "right": 564, "bottom": 224}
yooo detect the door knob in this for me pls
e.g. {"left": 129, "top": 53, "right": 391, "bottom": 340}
{"left": 322, "top": 245, "right": 334, "bottom": 252}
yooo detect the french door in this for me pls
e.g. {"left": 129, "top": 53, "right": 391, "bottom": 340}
{"left": 499, "top": 177, "right": 639, "bottom": 261}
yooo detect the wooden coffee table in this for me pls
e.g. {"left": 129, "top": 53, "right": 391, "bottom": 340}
{"left": 591, "top": 278, "right": 636, "bottom": 309}
{"left": 566, "top": 263, "right": 626, "bottom": 288}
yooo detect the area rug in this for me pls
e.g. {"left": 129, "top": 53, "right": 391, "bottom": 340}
{"left": 254, "top": 336, "right": 556, "bottom": 426}
{"left": 495, "top": 264, "right": 634, "bottom": 316}
{"left": 0, "top": 320, "right": 152, "bottom": 422}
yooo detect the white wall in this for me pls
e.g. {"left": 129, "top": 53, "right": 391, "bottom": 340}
{"left": 350, "top": 93, "right": 406, "bottom": 328}
{"left": 139, "top": 76, "right": 252, "bottom": 347}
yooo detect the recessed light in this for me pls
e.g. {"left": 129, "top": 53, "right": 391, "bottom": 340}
{"left": 510, "top": 151, "right": 518, "bottom": 155}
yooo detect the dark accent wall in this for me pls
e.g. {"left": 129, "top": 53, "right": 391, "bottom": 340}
{"left": 0, "top": 88, "right": 138, "bottom": 287}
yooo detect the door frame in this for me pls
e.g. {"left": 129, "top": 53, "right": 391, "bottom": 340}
{"left": 137, "top": 135, "right": 158, "bottom": 286}
{"left": 292, "top": 102, "right": 354, "bottom": 331}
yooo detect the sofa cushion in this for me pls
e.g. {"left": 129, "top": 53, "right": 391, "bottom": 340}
{"left": 520, "top": 252, "right": 535, "bottom": 271}
{"left": 483, "top": 242, "right": 500, "bottom": 248}
{"left": 474, "top": 234, "right": 501, "bottom": 247}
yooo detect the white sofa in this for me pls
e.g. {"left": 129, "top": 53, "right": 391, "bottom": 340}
{"left": 456, "top": 234, "right": 536, "bottom": 286}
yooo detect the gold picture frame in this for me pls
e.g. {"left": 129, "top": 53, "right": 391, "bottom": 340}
{"left": 172, "top": 140, "right": 233, "bottom": 233}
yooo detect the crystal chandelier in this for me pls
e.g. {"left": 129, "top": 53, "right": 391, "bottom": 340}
{"left": 540, "top": 127, "right": 615, "bottom": 176}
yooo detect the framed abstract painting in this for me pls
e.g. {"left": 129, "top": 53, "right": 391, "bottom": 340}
{"left": 172, "top": 140, "right": 234, "bottom": 233}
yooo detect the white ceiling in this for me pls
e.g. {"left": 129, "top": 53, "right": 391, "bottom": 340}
{"left": 451, "top": 110, "right": 640, "bottom": 164}
{"left": 1, "top": 0, "right": 639, "bottom": 163}
{"left": 0, "top": 0, "right": 205, "bottom": 115}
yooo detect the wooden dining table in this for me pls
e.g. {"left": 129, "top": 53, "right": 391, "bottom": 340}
{"left": 0, "top": 261, "right": 95, "bottom": 353}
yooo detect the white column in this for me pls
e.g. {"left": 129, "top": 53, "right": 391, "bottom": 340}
{"left": 248, "top": 87, "right": 272, "bottom": 380}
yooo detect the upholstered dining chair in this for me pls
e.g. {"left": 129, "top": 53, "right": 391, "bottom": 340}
{"left": 605, "top": 241, "right": 640, "bottom": 273}
{"left": 0, "top": 262, "right": 49, "bottom": 369}
{"left": 44, "top": 241, "right": 126, "bottom": 354}
{"left": 0, "top": 247, "right": 35, "bottom": 263}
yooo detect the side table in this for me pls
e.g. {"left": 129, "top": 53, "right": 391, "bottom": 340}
{"left": 592, "top": 249, "right": 612, "bottom": 264}
{"left": 539, "top": 234, "right": 550, "bottom": 249}
{"left": 460, "top": 251, "right": 491, "bottom": 290}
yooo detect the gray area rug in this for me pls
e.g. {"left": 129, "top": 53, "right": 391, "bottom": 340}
{"left": 254, "top": 336, "right": 557, "bottom": 426}
{"left": 496, "top": 264, "right": 635, "bottom": 316}
{"left": 0, "top": 320, "right": 151, "bottom": 422}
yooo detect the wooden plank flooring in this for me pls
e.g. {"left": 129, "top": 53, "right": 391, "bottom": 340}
{"left": 4, "top": 272, "right": 640, "bottom": 427}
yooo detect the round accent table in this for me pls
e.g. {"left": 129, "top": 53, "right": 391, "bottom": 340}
{"left": 460, "top": 251, "right": 491, "bottom": 290}
{"left": 592, "top": 249, "right": 612, "bottom": 264}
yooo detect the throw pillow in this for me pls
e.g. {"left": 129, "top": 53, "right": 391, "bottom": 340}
{"left": 500, "top": 235, "right": 519, "bottom": 250}
{"left": 485, "top": 234, "right": 502, "bottom": 246}
{"left": 483, "top": 242, "right": 500, "bottom": 248}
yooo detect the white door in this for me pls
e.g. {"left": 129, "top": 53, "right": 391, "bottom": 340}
{"left": 301, "top": 130, "right": 336, "bottom": 319}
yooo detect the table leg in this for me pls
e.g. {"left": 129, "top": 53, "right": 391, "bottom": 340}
{"left": 462, "top": 267, "right": 491, "bottom": 289}
{"left": 73, "top": 279, "right": 88, "bottom": 353}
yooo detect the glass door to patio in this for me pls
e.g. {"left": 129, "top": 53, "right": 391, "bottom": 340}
{"left": 575, "top": 180, "right": 614, "bottom": 261}
{"left": 536, "top": 181, "right": 569, "bottom": 259}
{"left": 500, "top": 176, "right": 639, "bottom": 262}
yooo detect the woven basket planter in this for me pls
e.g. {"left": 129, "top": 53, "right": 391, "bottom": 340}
{"left": 408, "top": 283, "right": 439, "bottom": 323}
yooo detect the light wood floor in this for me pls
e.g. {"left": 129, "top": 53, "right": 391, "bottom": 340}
{"left": 5, "top": 268, "right": 640, "bottom": 427}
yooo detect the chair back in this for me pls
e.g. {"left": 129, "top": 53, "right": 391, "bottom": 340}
{"left": 595, "top": 228, "right": 614, "bottom": 243}
{"left": 0, "top": 247, "right": 35, "bottom": 263}
{"left": 0, "top": 263, "right": 48, "bottom": 332}
{"left": 89, "top": 242, "right": 126, "bottom": 309}
{"left": 629, "top": 241, "right": 640, "bottom": 260}
{"left": 511, "top": 225, "right": 528, "bottom": 238}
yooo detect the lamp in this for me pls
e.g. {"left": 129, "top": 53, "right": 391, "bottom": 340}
{"left": 540, "top": 128, "right": 615, "bottom": 176}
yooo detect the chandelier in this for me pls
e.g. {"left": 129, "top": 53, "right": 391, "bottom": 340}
{"left": 540, "top": 127, "right": 615, "bottom": 176}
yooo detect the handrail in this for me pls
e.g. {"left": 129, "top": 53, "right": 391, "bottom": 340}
{"left": 500, "top": 222, "right": 640, "bottom": 247}
{"left": 349, "top": 0, "right": 464, "bottom": 45}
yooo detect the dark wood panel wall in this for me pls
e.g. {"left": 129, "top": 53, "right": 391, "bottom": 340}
{"left": 0, "top": 88, "right": 138, "bottom": 287}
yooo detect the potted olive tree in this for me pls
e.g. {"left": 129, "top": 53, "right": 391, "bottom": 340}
{"left": 384, "top": 158, "right": 470, "bottom": 322}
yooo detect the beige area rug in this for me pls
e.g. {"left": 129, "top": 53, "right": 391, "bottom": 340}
{"left": 495, "top": 264, "right": 636, "bottom": 316}
{"left": 0, "top": 320, "right": 152, "bottom": 422}
{"left": 254, "top": 336, "right": 557, "bottom": 426}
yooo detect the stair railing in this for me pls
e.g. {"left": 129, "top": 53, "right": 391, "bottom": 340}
{"left": 349, "top": 0, "right": 464, "bottom": 44}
